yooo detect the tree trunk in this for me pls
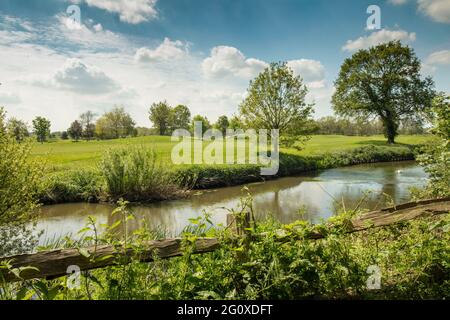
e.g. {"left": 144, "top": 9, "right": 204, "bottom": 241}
{"left": 382, "top": 116, "right": 398, "bottom": 144}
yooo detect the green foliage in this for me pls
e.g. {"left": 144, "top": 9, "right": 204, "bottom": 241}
{"left": 32, "top": 116, "right": 51, "bottom": 143}
{"left": 172, "top": 105, "right": 191, "bottom": 131}
{"left": 332, "top": 41, "right": 435, "bottom": 144}
{"left": 79, "top": 111, "right": 96, "bottom": 141}
{"left": 99, "top": 146, "right": 184, "bottom": 202}
{"left": 215, "top": 115, "right": 230, "bottom": 136}
{"left": 40, "top": 169, "right": 102, "bottom": 204}
{"left": 67, "top": 120, "right": 83, "bottom": 142}
{"left": 239, "top": 61, "right": 314, "bottom": 148}
{"left": 191, "top": 115, "right": 211, "bottom": 135}
{"left": 2, "top": 196, "right": 449, "bottom": 300}
{"left": 95, "top": 106, "right": 136, "bottom": 140}
{"left": 149, "top": 101, "right": 173, "bottom": 136}
{"left": 6, "top": 118, "right": 29, "bottom": 142}
{"left": 416, "top": 93, "right": 450, "bottom": 198}
{"left": 0, "top": 108, "right": 43, "bottom": 256}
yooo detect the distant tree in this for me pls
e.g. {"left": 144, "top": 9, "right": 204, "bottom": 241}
{"left": 95, "top": 106, "right": 136, "bottom": 139}
{"left": 135, "top": 127, "right": 156, "bottom": 136}
{"left": 332, "top": 41, "right": 435, "bottom": 144}
{"left": 149, "top": 101, "right": 172, "bottom": 136}
{"left": 68, "top": 120, "right": 83, "bottom": 141}
{"left": 215, "top": 115, "right": 229, "bottom": 136}
{"left": 6, "top": 118, "right": 29, "bottom": 142}
{"left": 239, "top": 62, "right": 314, "bottom": 147}
{"left": 191, "top": 115, "right": 211, "bottom": 135}
{"left": 172, "top": 105, "right": 191, "bottom": 131}
{"left": 229, "top": 115, "right": 245, "bottom": 130}
{"left": 32, "top": 116, "right": 51, "bottom": 143}
{"left": 61, "top": 131, "right": 69, "bottom": 140}
{"left": 80, "top": 111, "right": 96, "bottom": 140}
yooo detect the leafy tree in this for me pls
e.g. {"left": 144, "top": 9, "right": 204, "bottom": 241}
{"left": 80, "top": 111, "right": 96, "bottom": 140}
{"left": 149, "top": 101, "right": 172, "bottom": 136}
{"left": 191, "top": 115, "right": 211, "bottom": 135}
{"left": 416, "top": 93, "right": 449, "bottom": 197}
{"left": 0, "top": 107, "right": 42, "bottom": 256}
{"left": 215, "top": 115, "right": 230, "bottom": 136}
{"left": 32, "top": 116, "right": 51, "bottom": 143}
{"left": 229, "top": 115, "right": 245, "bottom": 130}
{"left": 6, "top": 118, "right": 29, "bottom": 142}
{"left": 172, "top": 105, "right": 191, "bottom": 131}
{"left": 95, "top": 106, "right": 136, "bottom": 139}
{"left": 68, "top": 120, "right": 83, "bottom": 141}
{"left": 61, "top": 131, "right": 69, "bottom": 140}
{"left": 239, "top": 62, "right": 314, "bottom": 147}
{"left": 332, "top": 41, "right": 435, "bottom": 144}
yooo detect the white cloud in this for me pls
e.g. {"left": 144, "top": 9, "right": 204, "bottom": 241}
{"left": 27, "top": 58, "right": 120, "bottom": 94}
{"left": 55, "top": 15, "right": 131, "bottom": 52}
{"left": 0, "top": 92, "right": 21, "bottom": 105}
{"left": 73, "top": 0, "right": 158, "bottom": 24}
{"left": 426, "top": 50, "right": 450, "bottom": 65}
{"left": 202, "top": 46, "right": 268, "bottom": 79}
{"left": 418, "top": 0, "right": 450, "bottom": 23}
{"left": 342, "top": 29, "right": 416, "bottom": 52}
{"left": 287, "top": 59, "right": 326, "bottom": 88}
{"left": 135, "top": 38, "right": 190, "bottom": 63}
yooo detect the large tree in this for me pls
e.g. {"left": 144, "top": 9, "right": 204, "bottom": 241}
{"left": 149, "top": 101, "right": 172, "bottom": 136}
{"left": 32, "top": 116, "right": 51, "bottom": 143}
{"left": 332, "top": 41, "right": 435, "bottom": 144}
{"left": 239, "top": 62, "right": 314, "bottom": 142}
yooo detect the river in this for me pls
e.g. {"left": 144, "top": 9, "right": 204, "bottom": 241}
{"left": 37, "top": 161, "right": 428, "bottom": 244}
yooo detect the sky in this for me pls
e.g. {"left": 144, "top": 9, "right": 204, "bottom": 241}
{"left": 0, "top": 0, "right": 449, "bottom": 131}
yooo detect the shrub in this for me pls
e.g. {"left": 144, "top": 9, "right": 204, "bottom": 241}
{"left": 99, "top": 146, "right": 184, "bottom": 202}
{"left": 40, "top": 169, "right": 102, "bottom": 204}
{"left": 0, "top": 108, "right": 43, "bottom": 256}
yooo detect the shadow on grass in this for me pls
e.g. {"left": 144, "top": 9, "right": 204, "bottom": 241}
{"left": 355, "top": 140, "right": 411, "bottom": 147}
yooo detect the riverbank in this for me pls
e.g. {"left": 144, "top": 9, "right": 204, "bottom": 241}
{"left": 39, "top": 143, "right": 422, "bottom": 205}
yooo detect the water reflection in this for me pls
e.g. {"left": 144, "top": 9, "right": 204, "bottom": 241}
{"left": 37, "top": 161, "right": 427, "bottom": 244}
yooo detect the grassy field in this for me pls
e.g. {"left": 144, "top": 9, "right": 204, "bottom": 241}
{"left": 31, "top": 134, "right": 432, "bottom": 173}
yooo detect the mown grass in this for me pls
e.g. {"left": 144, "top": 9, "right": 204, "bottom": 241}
{"left": 32, "top": 135, "right": 432, "bottom": 173}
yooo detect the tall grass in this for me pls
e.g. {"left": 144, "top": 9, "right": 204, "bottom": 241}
{"left": 99, "top": 146, "right": 185, "bottom": 202}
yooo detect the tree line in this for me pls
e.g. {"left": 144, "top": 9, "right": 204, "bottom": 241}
{"left": 2, "top": 41, "right": 438, "bottom": 144}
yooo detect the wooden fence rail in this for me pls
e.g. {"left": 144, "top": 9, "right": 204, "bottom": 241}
{"left": 1, "top": 198, "right": 449, "bottom": 283}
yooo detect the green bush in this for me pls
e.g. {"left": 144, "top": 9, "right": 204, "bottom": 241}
{"left": 0, "top": 107, "right": 43, "bottom": 256}
{"left": 99, "top": 146, "right": 184, "bottom": 202}
{"left": 40, "top": 169, "right": 102, "bottom": 204}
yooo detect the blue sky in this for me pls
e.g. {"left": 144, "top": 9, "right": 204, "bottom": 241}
{"left": 0, "top": 0, "right": 449, "bottom": 131}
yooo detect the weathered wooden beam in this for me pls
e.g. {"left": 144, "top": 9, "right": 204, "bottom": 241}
{"left": 0, "top": 238, "right": 220, "bottom": 283}
{"left": 1, "top": 198, "right": 449, "bottom": 283}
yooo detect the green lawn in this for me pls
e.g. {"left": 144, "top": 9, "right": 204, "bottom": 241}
{"left": 31, "top": 134, "right": 432, "bottom": 172}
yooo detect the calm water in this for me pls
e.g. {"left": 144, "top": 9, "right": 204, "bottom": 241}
{"left": 37, "top": 161, "right": 428, "bottom": 244}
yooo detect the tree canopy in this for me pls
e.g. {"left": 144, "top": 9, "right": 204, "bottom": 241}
{"left": 332, "top": 41, "right": 435, "bottom": 143}
{"left": 239, "top": 62, "right": 314, "bottom": 147}
{"left": 95, "top": 106, "right": 135, "bottom": 139}
{"left": 32, "top": 116, "right": 51, "bottom": 143}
